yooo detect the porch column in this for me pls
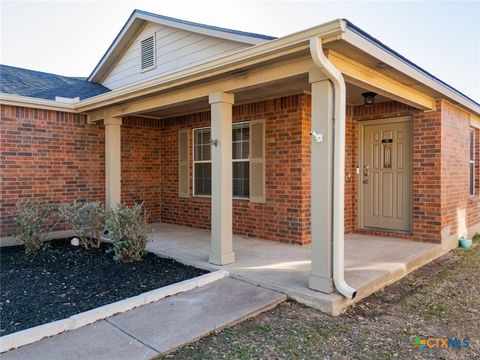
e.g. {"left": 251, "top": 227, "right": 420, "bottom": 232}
{"left": 104, "top": 117, "right": 122, "bottom": 210}
{"left": 308, "top": 69, "right": 335, "bottom": 293}
{"left": 208, "top": 92, "right": 235, "bottom": 265}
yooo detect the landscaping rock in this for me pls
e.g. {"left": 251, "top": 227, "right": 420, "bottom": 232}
{"left": 0, "top": 238, "right": 207, "bottom": 336}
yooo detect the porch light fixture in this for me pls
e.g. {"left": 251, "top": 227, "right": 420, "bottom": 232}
{"left": 362, "top": 92, "right": 377, "bottom": 105}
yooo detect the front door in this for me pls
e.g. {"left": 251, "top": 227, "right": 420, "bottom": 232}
{"left": 362, "top": 119, "right": 412, "bottom": 232}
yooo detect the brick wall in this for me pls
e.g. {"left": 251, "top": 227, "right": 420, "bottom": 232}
{"left": 0, "top": 107, "right": 163, "bottom": 239}
{"left": 121, "top": 116, "right": 161, "bottom": 222}
{"left": 159, "top": 94, "right": 311, "bottom": 245}
{"left": 440, "top": 100, "right": 480, "bottom": 244}
{"left": 0, "top": 105, "right": 105, "bottom": 238}
{"left": 348, "top": 101, "right": 426, "bottom": 239}
{"left": 3, "top": 97, "right": 478, "bottom": 246}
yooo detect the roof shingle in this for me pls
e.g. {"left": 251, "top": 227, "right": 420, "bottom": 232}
{"left": 0, "top": 65, "right": 110, "bottom": 101}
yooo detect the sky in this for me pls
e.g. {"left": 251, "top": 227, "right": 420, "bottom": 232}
{"left": 1, "top": 0, "right": 479, "bottom": 103}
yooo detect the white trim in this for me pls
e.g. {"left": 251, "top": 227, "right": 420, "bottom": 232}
{"left": 0, "top": 93, "right": 76, "bottom": 112}
{"left": 136, "top": 12, "right": 269, "bottom": 45}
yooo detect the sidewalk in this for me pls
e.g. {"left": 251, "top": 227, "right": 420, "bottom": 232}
{"left": 2, "top": 278, "right": 286, "bottom": 359}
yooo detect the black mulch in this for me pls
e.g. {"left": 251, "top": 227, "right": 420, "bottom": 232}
{"left": 0, "top": 239, "right": 208, "bottom": 336}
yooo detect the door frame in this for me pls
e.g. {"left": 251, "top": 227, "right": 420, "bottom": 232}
{"left": 357, "top": 116, "right": 413, "bottom": 233}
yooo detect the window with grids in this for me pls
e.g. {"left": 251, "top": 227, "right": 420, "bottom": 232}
{"left": 232, "top": 123, "right": 250, "bottom": 198}
{"left": 470, "top": 128, "right": 476, "bottom": 196}
{"left": 193, "top": 128, "right": 212, "bottom": 196}
{"left": 192, "top": 123, "right": 250, "bottom": 198}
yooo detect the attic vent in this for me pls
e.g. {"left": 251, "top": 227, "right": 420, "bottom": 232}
{"left": 141, "top": 35, "right": 155, "bottom": 71}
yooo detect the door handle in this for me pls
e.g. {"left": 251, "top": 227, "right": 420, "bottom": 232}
{"left": 363, "top": 164, "right": 369, "bottom": 184}
{"left": 363, "top": 164, "right": 369, "bottom": 177}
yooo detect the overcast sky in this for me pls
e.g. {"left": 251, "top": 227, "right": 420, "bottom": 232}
{"left": 1, "top": 0, "right": 479, "bottom": 102}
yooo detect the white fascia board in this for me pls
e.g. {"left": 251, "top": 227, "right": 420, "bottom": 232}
{"left": 76, "top": 19, "right": 346, "bottom": 112}
{"left": 0, "top": 93, "right": 76, "bottom": 112}
{"left": 136, "top": 12, "right": 270, "bottom": 45}
{"left": 88, "top": 15, "right": 140, "bottom": 83}
{"left": 342, "top": 29, "right": 480, "bottom": 117}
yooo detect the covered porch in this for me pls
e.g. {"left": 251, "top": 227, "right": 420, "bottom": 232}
{"left": 82, "top": 25, "right": 443, "bottom": 306}
{"left": 147, "top": 223, "right": 445, "bottom": 314}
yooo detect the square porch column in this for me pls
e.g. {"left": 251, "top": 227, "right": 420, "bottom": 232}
{"left": 308, "top": 69, "right": 335, "bottom": 293}
{"left": 104, "top": 117, "right": 122, "bottom": 210}
{"left": 209, "top": 92, "right": 235, "bottom": 265}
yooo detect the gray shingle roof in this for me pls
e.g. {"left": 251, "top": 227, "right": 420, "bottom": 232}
{"left": 0, "top": 65, "right": 110, "bottom": 101}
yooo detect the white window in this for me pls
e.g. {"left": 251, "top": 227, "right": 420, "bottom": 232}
{"left": 193, "top": 127, "right": 212, "bottom": 196}
{"left": 470, "top": 128, "right": 476, "bottom": 196}
{"left": 140, "top": 35, "right": 156, "bottom": 72}
{"left": 232, "top": 123, "right": 250, "bottom": 198}
{"left": 192, "top": 123, "right": 250, "bottom": 198}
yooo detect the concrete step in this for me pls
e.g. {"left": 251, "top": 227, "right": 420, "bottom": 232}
{"left": 2, "top": 278, "right": 286, "bottom": 359}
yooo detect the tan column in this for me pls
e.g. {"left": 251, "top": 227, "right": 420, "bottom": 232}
{"left": 209, "top": 92, "right": 235, "bottom": 265}
{"left": 308, "top": 69, "right": 335, "bottom": 293}
{"left": 104, "top": 117, "right": 122, "bottom": 210}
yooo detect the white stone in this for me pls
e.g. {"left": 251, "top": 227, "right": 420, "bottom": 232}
{"left": 71, "top": 238, "right": 80, "bottom": 246}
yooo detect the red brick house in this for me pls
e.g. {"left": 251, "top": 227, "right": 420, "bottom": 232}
{"left": 1, "top": 10, "right": 479, "bottom": 300}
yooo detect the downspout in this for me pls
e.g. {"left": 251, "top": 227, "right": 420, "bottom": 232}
{"left": 310, "top": 37, "right": 357, "bottom": 299}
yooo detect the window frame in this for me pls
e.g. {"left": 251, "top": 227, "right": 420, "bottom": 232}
{"left": 470, "top": 127, "right": 477, "bottom": 197}
{"left": 232, "top": 122, "right": 250, "bottom": 199}
{"left": 192, "top": 122, "right": 250, "bottom": 199}
{"left": 192, "top": 126, "right": 212, "bottom": 198}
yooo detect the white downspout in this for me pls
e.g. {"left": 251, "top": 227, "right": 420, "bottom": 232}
{"left": 310, "top": 37, "right": 357, "bottom": 299}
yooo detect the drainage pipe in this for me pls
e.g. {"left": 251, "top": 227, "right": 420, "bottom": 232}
{"left": 309, "top": 37, "right": 357, "bottom": 299}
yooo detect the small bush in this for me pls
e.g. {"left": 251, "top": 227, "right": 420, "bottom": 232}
{"left": 472, "top": 232, "right": 480, "bottom": 242}
{"left": 59, "top": 202, "right": 105, "bottom": 249}
{"left": 105, "top": 203, "right": 150, "bottom": 262}
{"left": 14, "top": 202, "right": 54, "bottom": 254}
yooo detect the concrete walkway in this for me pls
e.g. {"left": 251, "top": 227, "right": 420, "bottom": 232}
{"left": 2, "top": 278, "right": 286, "bottom": 359}
{"left": 147, "top": 223, "right": 447, "bottom": 314}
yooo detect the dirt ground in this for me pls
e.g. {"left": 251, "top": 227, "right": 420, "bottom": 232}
{"left": 167, "top": 240, "right": 479, "bottom": 360}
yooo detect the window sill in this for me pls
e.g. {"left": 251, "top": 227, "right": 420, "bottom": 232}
{"left": 191, "top": 195, "right": 250, "bottom": 201}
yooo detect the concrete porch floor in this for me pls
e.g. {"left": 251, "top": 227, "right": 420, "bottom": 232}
{"left": 148, "top": 223, "right": 447, "bottom": 315}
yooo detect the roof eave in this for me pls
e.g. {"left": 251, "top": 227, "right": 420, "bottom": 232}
{"left": 0, "top": 93, "right": 76, "bottom": 112}
{"left": 343, "top": 21, "right": 480, "bottom": 116}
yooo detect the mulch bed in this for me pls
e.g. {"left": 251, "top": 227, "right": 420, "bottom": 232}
{"left": 0, "top": 239, "right": 208, "bottom": 336}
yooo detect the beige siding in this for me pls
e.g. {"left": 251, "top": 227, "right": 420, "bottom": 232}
{"left": 102, "top": 22, "right": 251, "bottom": 89}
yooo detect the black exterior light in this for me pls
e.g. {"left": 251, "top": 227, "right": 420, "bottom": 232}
{"left": 362, "top": 92, "right": 377, "bottom": 105}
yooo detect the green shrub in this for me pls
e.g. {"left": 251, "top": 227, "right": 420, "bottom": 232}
{"left": 59, "top": 202, "right": 105, "bottom": 249}
{"left": 13, "top": 202, "right": 54, "bottom": 253}
{"left": 105, "top": 203, "right": 150, "bottom": 262}
{"left": 472, "top": 232, "right": 480, "bottom": 242}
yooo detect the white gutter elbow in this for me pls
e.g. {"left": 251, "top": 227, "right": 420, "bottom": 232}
{"left": 309, "top": 37, "right": 357, "bottom": 300}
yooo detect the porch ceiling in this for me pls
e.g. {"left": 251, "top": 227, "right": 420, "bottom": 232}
{"left": 139, "top": 76, "right": 393, "bottom": 119}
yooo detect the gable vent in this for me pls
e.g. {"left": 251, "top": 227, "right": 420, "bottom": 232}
{"left": 141, "top": 35, "right": 155, "bottom": 71}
